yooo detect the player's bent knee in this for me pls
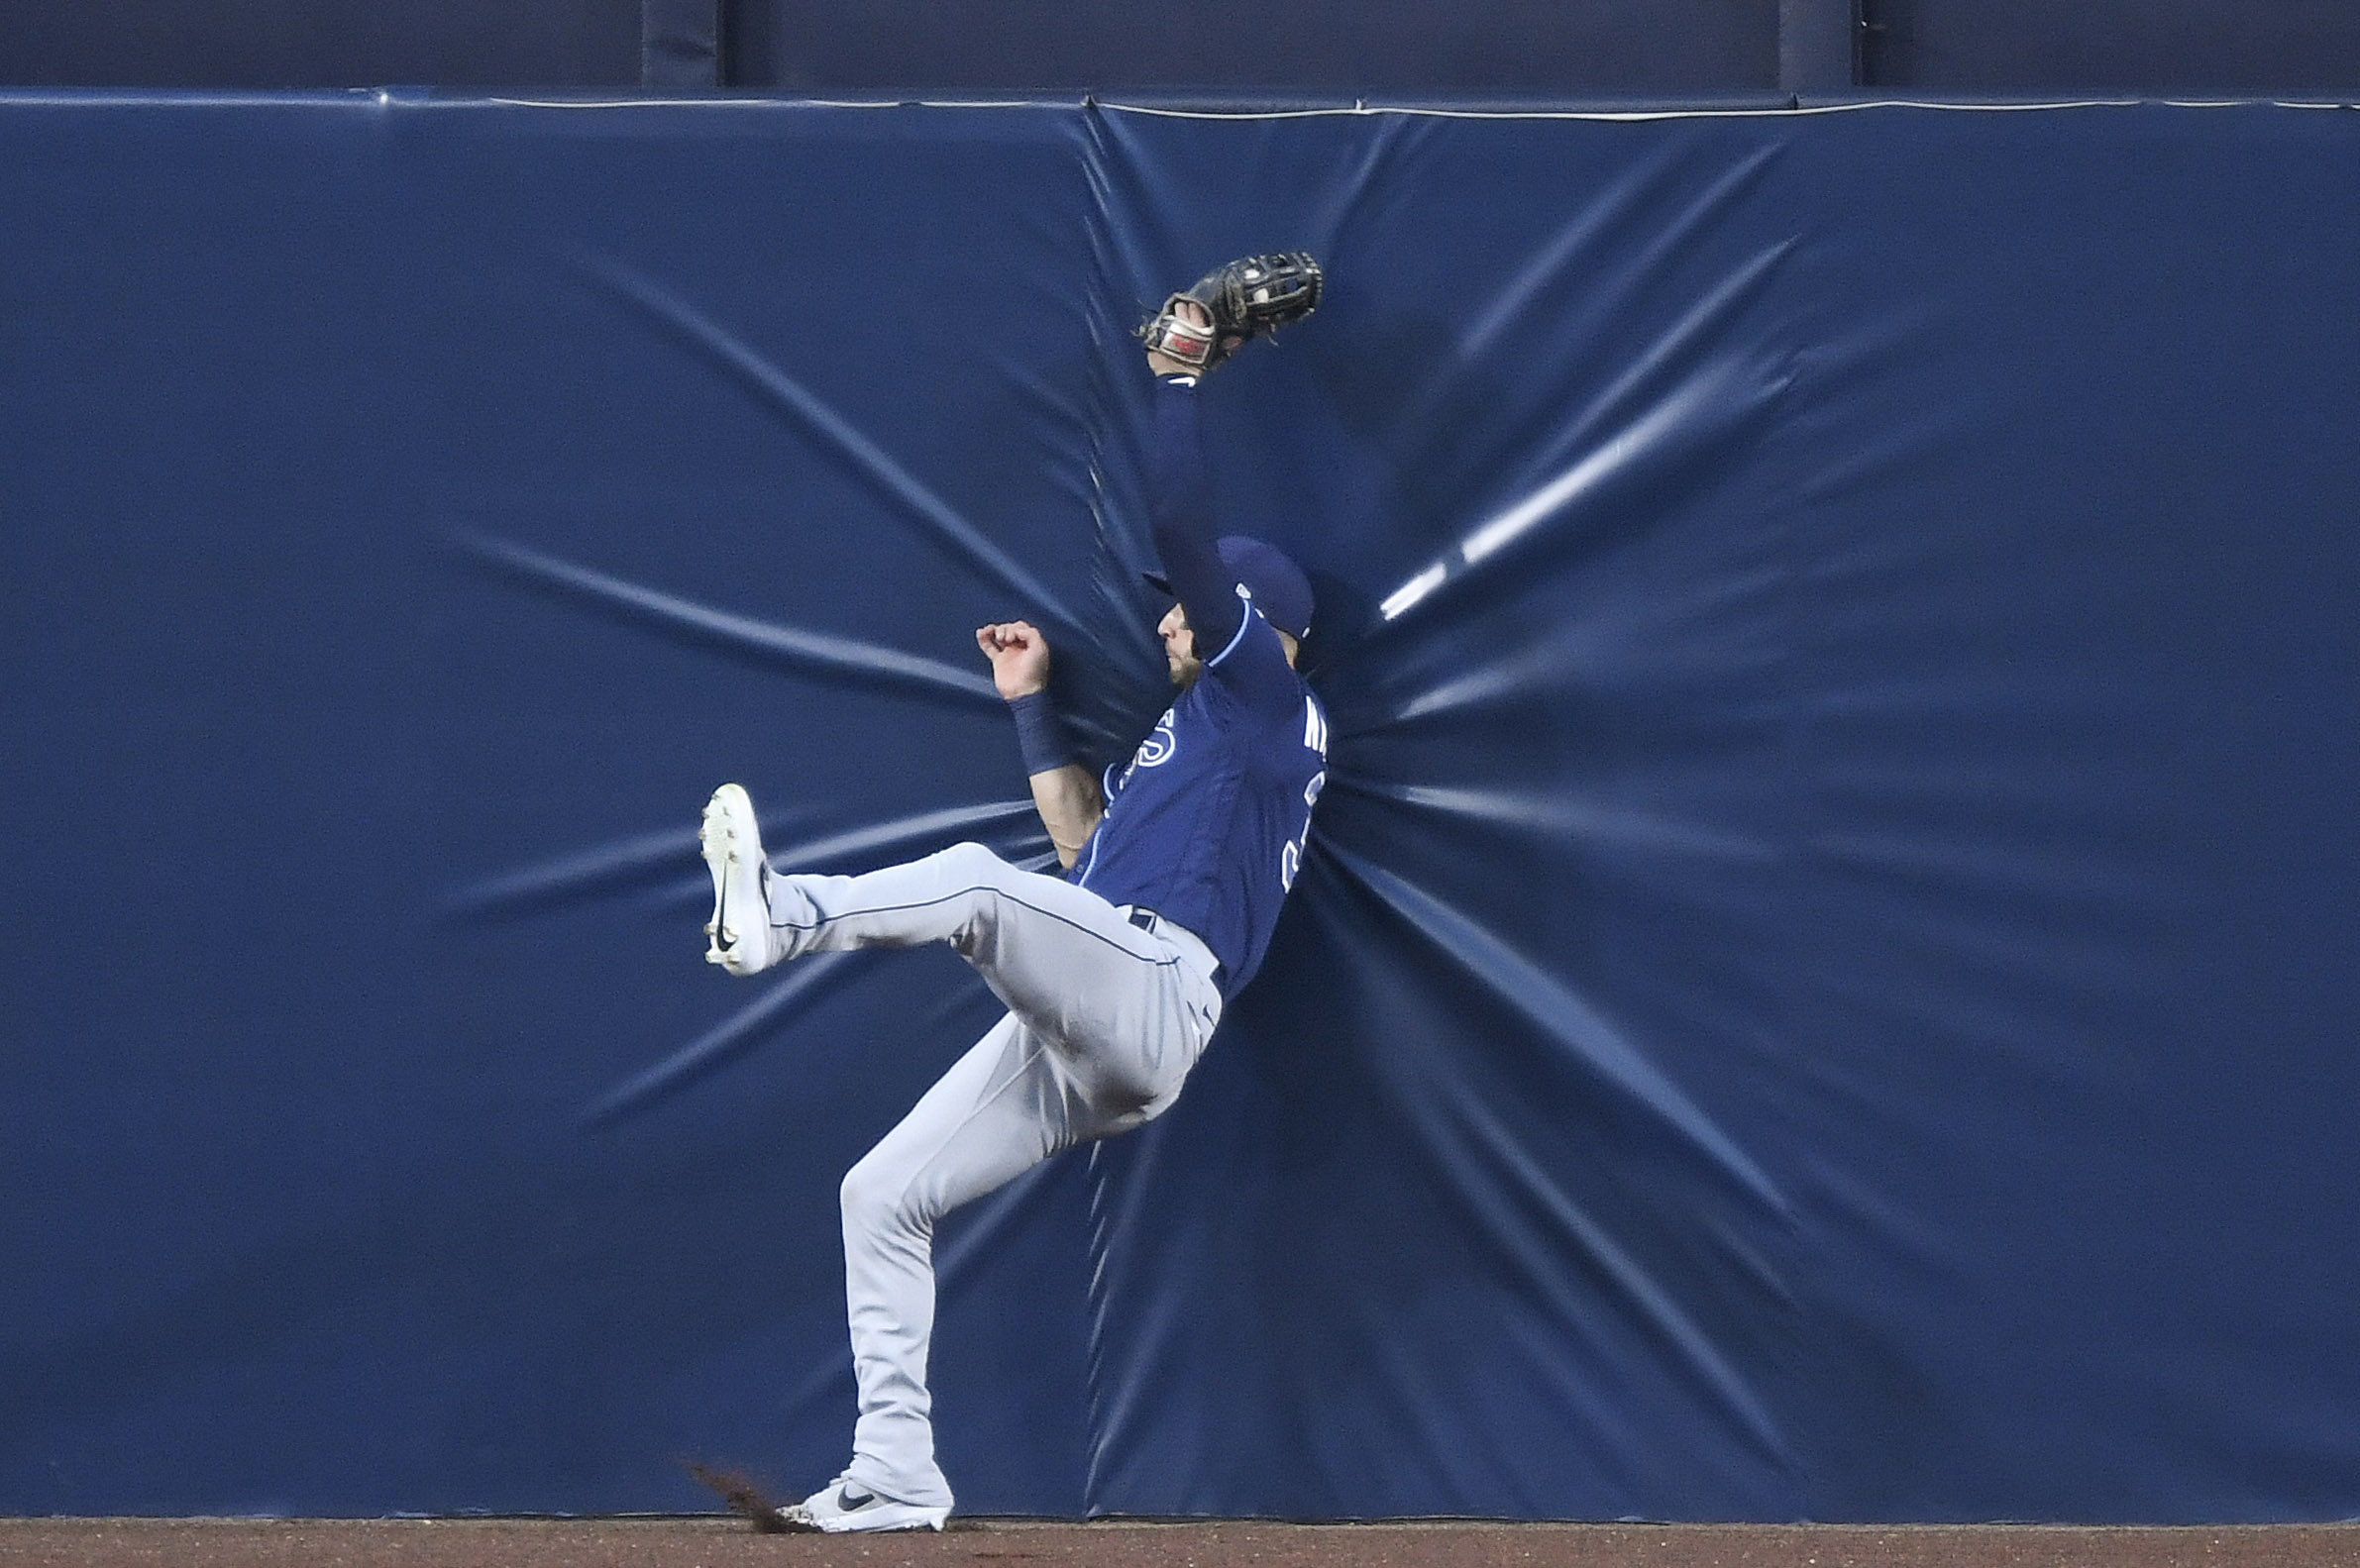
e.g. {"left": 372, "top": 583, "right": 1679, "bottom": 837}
{"left": 929, "top": 840, "right": 1004, "bottom": 881}
{"left": 840, "top": 1154, "right": 917, "bottom": 1235}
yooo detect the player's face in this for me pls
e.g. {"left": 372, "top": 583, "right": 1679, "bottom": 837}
{"left": 1157, "top": 601, "right": 1203, "bottom": 689}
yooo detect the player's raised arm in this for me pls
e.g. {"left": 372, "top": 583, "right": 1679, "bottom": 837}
{"left": 976, "top": 620, "right": 1103, "bottom": 869}
{"left": 1142, "top": 375, "right": 1244, "bottom": 659}
{"left": 1138, "top": 254, "right": 1323, "bottom": 688}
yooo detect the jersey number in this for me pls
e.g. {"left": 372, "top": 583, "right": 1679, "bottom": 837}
{"left": 1279, "top": 770, "right": 1326, "bottom": 892}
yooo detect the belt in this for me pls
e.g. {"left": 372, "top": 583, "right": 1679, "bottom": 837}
{"left": 1122, "top": 905, "right": 1225, "bottom": 989}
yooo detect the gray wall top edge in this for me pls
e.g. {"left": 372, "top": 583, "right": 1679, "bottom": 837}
{"left": 0, "top": 87, "right": 2350, "bottom": 113}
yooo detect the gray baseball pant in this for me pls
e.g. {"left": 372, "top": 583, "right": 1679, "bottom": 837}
{"left": 764, "top": 840, "right": 1225, "bottom": 1511}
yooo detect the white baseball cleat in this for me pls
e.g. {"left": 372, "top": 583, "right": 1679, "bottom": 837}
{"left": 699, "top": 783, "right": 776, "bottom": 976}
{"left": 776, "top": 1476, "right": 950, "bottom": 1533}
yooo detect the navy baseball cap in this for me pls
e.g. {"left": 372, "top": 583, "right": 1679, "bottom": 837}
{"left": 1144, "top": 536, "right": 1316, "bottom": 639}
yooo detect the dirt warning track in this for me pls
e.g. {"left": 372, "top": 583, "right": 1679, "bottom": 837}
{"left": 4, "top": 1519, "right": 2358, "bottom": 1568}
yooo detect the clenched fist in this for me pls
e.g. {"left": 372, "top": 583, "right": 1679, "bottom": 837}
{"left": 975, "top": 620, "right": 1052, "bottom": 700}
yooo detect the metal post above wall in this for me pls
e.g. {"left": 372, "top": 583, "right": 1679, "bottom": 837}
{"left": 1778, "top": 0, "right": 1857, "bottom": 95}
{"left": 642, "top": 0, "right": 720, "bottom": 87}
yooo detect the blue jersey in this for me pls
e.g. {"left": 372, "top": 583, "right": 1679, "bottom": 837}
{"left": 1072, "top": 597, "right": 1328, "bottom": 998}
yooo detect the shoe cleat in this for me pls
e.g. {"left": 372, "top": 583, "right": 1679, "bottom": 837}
{"left": 698, "top": 783, "right": 775, "bottom": 975}
{"left": 776, "top": 1476, "right": 949, "bottom": 1534}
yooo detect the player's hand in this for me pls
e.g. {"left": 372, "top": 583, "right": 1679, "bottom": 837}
{"left": 976, "top": 620, "right": 1052, "bottom": 700}
{"left": 1144, "top": 297, "right": 1228, "bottom": 378}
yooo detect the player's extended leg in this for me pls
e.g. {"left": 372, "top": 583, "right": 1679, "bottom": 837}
{"left": 702, "top": 784, "right": 1218, "bottom": 1108}
{"left": 812, "top": 1007, "right": 1124, "bottom": 1521}
{"left": 773, "top": 839, "right": 1221, "bottom": 1110}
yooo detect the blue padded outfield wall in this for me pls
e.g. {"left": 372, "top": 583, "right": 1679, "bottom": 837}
{"left": 3, "top": 93, "right": 2357, "bottom": 1522}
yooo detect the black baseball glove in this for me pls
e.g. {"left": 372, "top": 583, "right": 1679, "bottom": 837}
{"left": 1138, "top": 252, "right": 1323, "bottom": 374}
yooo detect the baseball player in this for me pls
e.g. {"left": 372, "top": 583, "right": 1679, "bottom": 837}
{"left": 697, "top": 256, "right": 1327, "bottom": 1532}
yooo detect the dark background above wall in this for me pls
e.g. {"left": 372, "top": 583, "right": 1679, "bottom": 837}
{"left": 4, "top": 0, "right": 2359, "bottom": 94}
{"left": 2, "top": 0, "right": 644, "bottom": 88}
{"left": 1860, "top": 0, "right": 2360, "bottom": 93}
{"left": 722, "top": 0, "right": 1786, "bottom": 96}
